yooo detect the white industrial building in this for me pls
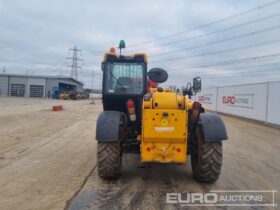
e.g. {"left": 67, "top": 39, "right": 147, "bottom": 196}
{"left": 0, "top": 73, "right": 83, "bottom": 98}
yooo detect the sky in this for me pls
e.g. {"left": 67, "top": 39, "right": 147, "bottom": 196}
{"left": 0, "top": 0, "right": 280, "bottom": 89}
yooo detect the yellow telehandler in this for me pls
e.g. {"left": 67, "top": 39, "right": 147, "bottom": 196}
{"left": 96, "top": 42, "right": 228, "bottom": 183}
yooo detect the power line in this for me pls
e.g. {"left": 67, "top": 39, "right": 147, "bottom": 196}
{"left": 88, "top": 50, "right": 105, "bottom": 56}
{"left": 172, "top": 66, "right": 280, "bottom": 82}
{"left": 172, "top": 63, "right": 280, "bottom": 78}
{"left": 170, "top": 53, "right": 280, "bottom": 69}
{"left": 170, "top": 61, "right": 280, "bottom": 74}
{"left": 201, "top": 65, "right": 280, "bottom": 77}
{"left": 149, "top": 25, "right": 280, "bottom": 57}
{"left": 222, "top": 61, "right": 280, "bottom": 70}
{"left": 151, "top": 39, "right": 280, "bottom": 63}
{"left": 90, "top": 0, "right": 280, "bottom": 55}
{"left": 127, "top": 0, "right": 280, "bottom": 48}
{"left": 180, "top": 67, "right": 280, "bottom": 79}
{"left": 129, "top": 13, "right": 280, "bottom": 53}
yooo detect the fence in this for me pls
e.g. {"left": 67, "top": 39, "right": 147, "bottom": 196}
{"left": 194, "top": 81, "right": 280, "bottom": 126}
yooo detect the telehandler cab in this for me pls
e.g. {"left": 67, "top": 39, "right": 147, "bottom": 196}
{"left": 96, "top": 43, "right": 228, "bottom": 183}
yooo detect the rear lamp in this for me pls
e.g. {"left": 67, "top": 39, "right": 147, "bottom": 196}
{"left": 110, "top": 47, "right": 116, "bottom": 53}
{"left": 127, "top": 100, "right": 136, "bottom": 121}
{"left": 127, "top": 100, "right": 134, "bottom": 108}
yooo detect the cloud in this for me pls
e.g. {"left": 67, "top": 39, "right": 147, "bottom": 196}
{"left": 0, "top": 0, "right": 279, "bottom": 88}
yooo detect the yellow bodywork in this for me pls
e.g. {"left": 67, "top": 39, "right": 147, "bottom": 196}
{"left": 141, "top": 88, "right": 191, "bottom": 163}
{"left": 59, "top": 92, "right": 69, "bottom": 100}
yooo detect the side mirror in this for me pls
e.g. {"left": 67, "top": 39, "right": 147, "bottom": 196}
{"left": 147, "top": 68, "right": 168, "bottom": 83}
{"left": 193, "top": 77, "right": 201, "bottom": 93}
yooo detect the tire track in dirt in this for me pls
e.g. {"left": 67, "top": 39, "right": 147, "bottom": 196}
{"left": 67, "top": 116, "right": 280, "bottom": 210}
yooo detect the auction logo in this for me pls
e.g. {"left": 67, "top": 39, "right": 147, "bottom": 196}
{"left": 222, "top": 94, "right": 254, "bottom": 108}
{"left": 198, "top": 94, "right": 213, "bottom": 104}
{"left": 166, "top": 190, "right": 277, "bottom": 207}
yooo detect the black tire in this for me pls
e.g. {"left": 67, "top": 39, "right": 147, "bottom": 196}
{"left": 97, "top": 142, "right": 122, "bottom": 180}
{"left": 191, "top": 126, "right": 223, "bottom": 183}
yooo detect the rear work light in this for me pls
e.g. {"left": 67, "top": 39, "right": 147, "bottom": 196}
{"left": 127, "top": 100, "right": 136, "bottom": 121}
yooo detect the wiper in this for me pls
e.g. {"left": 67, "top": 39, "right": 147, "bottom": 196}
{"left": 109, "top": 70, "right": 126, "bottom": 90}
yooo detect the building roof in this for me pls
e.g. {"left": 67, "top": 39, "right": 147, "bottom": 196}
{"left": 0, "top": 73, "right": 84, "bottom": 85}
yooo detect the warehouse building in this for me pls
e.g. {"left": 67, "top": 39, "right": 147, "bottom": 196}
{"left": 0, "top": 74, "right": 83, "bottom": 98}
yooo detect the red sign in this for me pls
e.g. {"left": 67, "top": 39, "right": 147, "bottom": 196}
{"left": 222, "top": 94, "right": 254, "bottom": 108}
{"left": 198, "top": 94, "right": 212, "bottom": 104}
{"left": 222, "top": 96, "right": 235, "bottom": 104}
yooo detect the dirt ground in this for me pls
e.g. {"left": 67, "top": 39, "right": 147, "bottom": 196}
{"left": 0, "top": 97, "right": 100, "bottom": 210}
{"left": 0, "top": 97, "right": 279, "bottom": 210}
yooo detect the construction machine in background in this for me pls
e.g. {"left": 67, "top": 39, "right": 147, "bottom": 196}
{"left": 69, "top": 91, "right": 81, "bottom": 100}
{"left": 95, "top": 41, "right": 228, "bottom": 183}
{"left": 59, "top": 91, "right": 81, "bottom": 100}
{"left": 59, "top": 91, "right": 70, "bottom": 100}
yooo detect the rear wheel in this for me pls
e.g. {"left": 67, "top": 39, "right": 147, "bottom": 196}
{"left": 97, "top": 142, "right": 122, "bottom": 180}
{"left": 191, "top": 126, "right": 223, "bottom": 183}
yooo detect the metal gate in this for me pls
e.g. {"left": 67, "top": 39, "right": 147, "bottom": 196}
{"left": 11, "top": 84, "right": 25, "bottom": 96}
{"left": 29, "top": 85, "right": 44, "bottom": 97}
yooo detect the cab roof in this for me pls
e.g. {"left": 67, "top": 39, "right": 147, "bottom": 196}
{"left": 103, "top": 52, "right": 147, "bottom": 63}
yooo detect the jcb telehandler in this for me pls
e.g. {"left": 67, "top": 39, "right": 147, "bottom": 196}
{"left": 96, "top": 44, "right": 228, "bottom": 183}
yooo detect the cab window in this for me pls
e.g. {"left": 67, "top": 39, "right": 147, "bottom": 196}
{"left": 105, "top": 62, "right": 144, "bottom": 94}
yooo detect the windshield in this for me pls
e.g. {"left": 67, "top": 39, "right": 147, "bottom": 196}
{"left": 105, "top": 62, "right": 144, "bottom": 94}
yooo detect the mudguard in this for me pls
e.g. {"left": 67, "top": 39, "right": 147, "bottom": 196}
{"left": 96, "top": 111, "right": 126, "bottom": 142}
{"left": 199, "top": 113, "right": 228, "bottom": 142}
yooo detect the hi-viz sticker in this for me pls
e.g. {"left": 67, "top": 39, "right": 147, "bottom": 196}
{"left": 155, "top": 127, "right": 175, "bottom": 132}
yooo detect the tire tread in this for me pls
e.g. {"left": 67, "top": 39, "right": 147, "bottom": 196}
{"left": 97, "top": 142, "right": 121, "bottom": 180}
{"left": 191, "top": 128, "right": 223, "bottom": 183}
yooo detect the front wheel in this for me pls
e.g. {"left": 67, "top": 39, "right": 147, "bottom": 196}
{"left": 191, "top": 126, "right": 223, "bottom": 183}
{"left": 97, "top": 142, "right": 122, "bottom": 180}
